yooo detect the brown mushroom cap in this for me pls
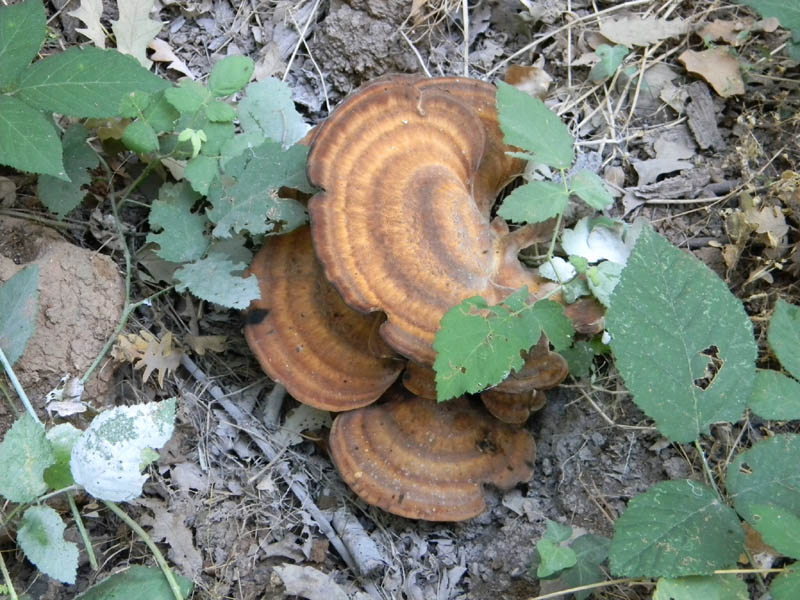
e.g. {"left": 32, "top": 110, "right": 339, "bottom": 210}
{"left": 244, "top": 226, "right": 402, "bottom": 411}
{"left": 308, "top": 75, "right": 554, "bottom": 364}
{"left": 494, "top": 338, "right": 569, "bottom": 394}
{"left": 563, "top": 296, "right": 606, "bottom": 335}
{"left": 329, "top": 389, "right": 536, "bottom": 521}
{"left": 401, "top": 361, "right": 437, "bottom": 400}
{"left": 481, "top": 388, "right": 547, "bottom": 424}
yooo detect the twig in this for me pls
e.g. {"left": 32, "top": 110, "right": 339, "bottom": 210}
{"left": 69, "top": 492, "right": 98, "bottom": 571}
{"left": 287, "top": 3, "right": 330, "bottom": 114}
{"left": 461, "top": 0, "right": 469, "bottom": 76}
{"left": 0, "top": 550, "right": 17, "bottom": 600}
{"left": 0, "top": 347, "right": 39, "bottom": 424}
{"left": 400, "top": 29, "right": 432, "bottom": 78}
{"left": 527, "top": 576, "right": 651, "bottom": 600}
{"left": 179, "top": 355, "right": 382, "bottom": 598}
{"left": 283, "top": 0, "right": 322, "bottom": 82}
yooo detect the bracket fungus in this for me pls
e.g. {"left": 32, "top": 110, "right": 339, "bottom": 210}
{"left": 329, "top": 389, "right": 536, "bottom": 521}
{"left": 244, "top": 226, "right": 402, "bottom": 411}
{"left": 307, "top": 74, "right": 555, "bottom": 365}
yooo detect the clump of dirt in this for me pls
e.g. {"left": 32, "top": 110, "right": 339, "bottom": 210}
{"left": 0, "top": 217, "right": 124, "bottom": 434}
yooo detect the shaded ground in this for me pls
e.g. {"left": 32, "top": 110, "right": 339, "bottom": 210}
{"left": 3, "top": 0, "right": 800, "bottom": 599}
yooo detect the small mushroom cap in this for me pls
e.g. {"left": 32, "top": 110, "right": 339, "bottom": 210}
{"left": 494, "top": 338, "right": 569, "bottom": 394}
{"left": 308, "top": 75, "right": 553, "bottom": 364}
{"left": 481, "top": 388, "right": 547, "bottom": 424}
{"left": 329, "top": 389, "right": 536, "bottom": 521}
{"left": 244, "top": 226, "right": 402, "bottom": 411}
{"left": 564, "top": 296, "right": 606, "bottom": 335}
{"left": 401, "top": 361, "right": 437, "bottom": 400}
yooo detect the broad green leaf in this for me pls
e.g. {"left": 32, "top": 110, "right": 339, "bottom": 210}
{"left": 70, "top": 399, "right": 176, "bottom": 501}
{"left": 536, "top": 539, "right": 577, "bottom": 578}
{"left": 558, "top": 534, "right": 611, "bottom": 600}
{"left": 749, "top": 369, "right": 800, "bottom": 420}
{"left": 768, "top": 299, "right": 800, "bottom": 380}
{"left": 118, "top": 90, "right": 152, "bottom": 118}
{"left": 239, "top": 78, "right": 311, "bottom": 146}
{"left": 43, "top": 423, "right": 81, "bottom": 490}
{"left": 497, "top": 180, "right": 568, "bottom": 224}
{"left": 653, "top": 575, "right": 748, "bottom": 600}
{"left": 146, "top": 182, "right": 209, "bottom": 263}
{"left": 196, "top": 118, "right": 235, "bottom": 156}
{"left": 164, "top": 80, "right": 208, "bottom": 114}
{"left": 220, "top": 131, "right": 266, "bottom": 165}
{"left": 0, "top": 0, "right": 45, "bottom": 87}
{"left": 0, "top": 95, "right": 65, "bottom": 178}
{"left": 184, "top": 154, "right": 219, "bottom": 195}
{"left": 747, "top": 503, "right": 800, "bottom": 558}
{"left": 727, "top": 434, "right": 800, "bottom": 528}
{"left": 0, "top": 265, "right": 39, "bottom": 365}
{"left": 544, "top": 519, "right": 573, "bottom": 543}
{"left": 433, "top": 290, "right": 573, "bottom": 401}
{"left": 206, "top": 140, "right": 312, "bottom": 237}
{"left": 174, "top": 253, "right": 260, "bottom": 309}
{"left": 606, "top": 227, "right": 757, "bottom": 442}
{"left": 122, "top": 119, "right": 159, "bottom": 154}
{"left": 205, "top": 100, "right": 236, "bottom": 122}
{"left": 141, "top": 91, "right": 179, "bottom": 132}
{"left": 38, "top": 124, "right": 99, "bottom": 217}
{"left": 734, "top": 1, "right": 800, "bottom": 34}
{"left": 496, "top": 81, "right": 574, "bottom": 169}
{"left": 14, "top": 47, "right": 168, "bottom": 118}
{"left": 561, "top": 341, "right": 596, "bottom": 379}
{"left": 609, "top": 480, "right": 744, "bottom": 577}
{"left": 589, "top": 44, "right": 630, "bottom": 81}
{"left": 17, "top": 506, "right": 79, "bottom": 584}
{"left": 772, "top": 566, "right": 800, "bottom": 600}
{"left": 74, "top": 565, "right": 193, "bottom": 600}
{"left": 586, "top": 261, "right": 623, "bottom": 307}
{"left": 569, "top": 169, "right": 614, "bottom": 210}
{"left": 0, "top": 414, "right": 53, "bottom": 503}
{"left": 208, "top": 55, "right": 254, "bottom": 97}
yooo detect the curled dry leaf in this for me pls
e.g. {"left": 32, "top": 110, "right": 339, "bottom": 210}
{"left": 307, "top": 74, "right": 552, "bottom": 365}
{"left": 329, "top": 389, "right": 536, "bottom": 521}
{"left": 244, "top": 226, "right": 402, "bottom": 411}
{"left": 678, "top": 47, "right": 745, "bottom": 98}
{"left": 148, "top": 38, "right": 196, "bottom": 79}
{"left": 599, "top": 15, "right": 689, "bottom": 47}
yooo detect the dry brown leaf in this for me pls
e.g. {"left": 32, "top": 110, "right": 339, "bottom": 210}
{"left": 68, "top": 0, "right": 106, "bottom": 48}
{"left": 678, "top": 47, "right": 744, "bottom": 97}
{"left": 148, "top": 38, "right": 195, "bottom": 79}
{"left": 599, "top": 15, "right": 689, "bottom": 47}
{"left": 134, "top": 331, "right": 181, "bottom": 387}
{"left": 112, "top": 0, "right": 163, "bottom": 69}
{"left": 111, "top": 331, "right": 153, "bottom": 363}
{"left": 185, "top": 334, "right": 227, "bottom": 356}
{"left": 744, "top": 204, "right": 788, "bottom": 247}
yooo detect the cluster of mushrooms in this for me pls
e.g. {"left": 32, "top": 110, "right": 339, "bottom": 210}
{"left": 244, "top": 74, "right": 603, "bottom": 521}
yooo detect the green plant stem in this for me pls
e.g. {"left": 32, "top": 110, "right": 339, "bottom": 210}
{"left": 0, "top": 347, "right": 40, "bottom": 424}
{"left": 0, "top": 549, "right": 18, "bottom": 600}
{"left": 69, "top": 492, "right": 98, "bottom": 570}
{"left": 103, "top": 500, "right": 184, "bottom": 600}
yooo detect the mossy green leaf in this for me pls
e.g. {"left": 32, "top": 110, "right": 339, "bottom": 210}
{"left": 18, "top": 506, "right": 78, "bottom": 584}
{"left": 238, "top": 78, "right": 310, "bottom": 146}
{"left": 146, "top": 182, "right": 209, "bottom": 263}
{"left": 0, "top": 414, "right": 54, "bottom": 503}
{"left": 174, "top": 253, "right": 260, "bottom": 309}
{"left": 606, "top": 226, "right": 757, "bottom": 442}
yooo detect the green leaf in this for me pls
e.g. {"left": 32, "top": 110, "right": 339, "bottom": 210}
{"left": 606, "top": 226, "right": 757, "bottom": 443}
{"left": 205, "top": 100, "right": 236, "bottom": 122}
{"left": 70, "top": 399, "right": 176, "bottom": 501}
{"left": 43, "top": 423, "right": 81, "bottom": 490}
{"left": 118, "top": 90, "right": 153, "bottom": 118}
{"left": 74, "top": 565, "right": 193, "bottom": 600}
{"left": 433, "top": 290, "right": 573, "bottom": 401}
{"left": 121, "top": 119, "right": 159, "bottom": 154}
{"left": 141, "top": 92, "right": 179, "bottom": 133}
{"left": 206, "top": 140, "right": 312, "bottom": 237}
{"left": 17, "top": 506, "right": 79, "bottom": 584}
{"left": 146, "top": 182, "right": 209, "bottom": 263}
{"left": 38, "top": 125, "right": 99, "bottom": 218}
{"left": 14, "top": 47, "right": 168, "bottom": 118}
{"left": 586, "top": 261, "right": 623, "bottom": 307}
{"left": 561, "top": 341, "right": 596, "bottom": 379}
{"left": 772, "top": 566, "right": 800, "bottom": 600}
{"left": 747, "top": 503, "right": 800, "bottom": 558}
{"left": 653, "top": 575, "right": 748, "bottom": 600}
{"left": 734, "top": 1, "right": 800, "bottom": 35}
{"left": 0, "top": 414, "right": 54, "bottom": 503}
{"left": 589, "top": 44, "right": 630, "bottom": 81}
{"left": 536, "top": 539, "right": 577, "bottom": 578}
{"left": 208, "top": 55, "right": 254, "bottom": 97}
{"left": 497, "top": 181, "right": 568, "bottom": 224}
{"left": 544, "top": 519, "right": 573, "bottom": 543}
{"left": 174, "top": 253, "right": 260, "bottom": 309}
{"left": 184, "top": 154, "right": 219, "bottom": 196}
{"left": 196, "top": 118, "right": 235, "bottom": 156}
{"left": 768, "top": 299, "right": 800, "bottom": 380}
{"left": 0, "top": 265, "right": 38, "bottom": 365}
{"left": 496, "top": 81, "right": 574, "bottom": 169}
{"left": 239, "top": 78, "right": 311, "bottom": 146}
{"left": 727, "top": 434, "right": 800, "bottom": 529}
{"left": 0, "top": 0, "right": 46, "bottom": 87}
{"left": 609, "top": 480, "right": 744, "bottom": 578}
{"left": 569, "top": 169, "right": 614, "bottom": 210}
{"left": 749, "top": 369, "right": 800, "bottom": 420}
{"left": 164, "top": 80, "right": 208, "bottom": 114}
{"left": 0, "top": 95, "right": 66, "bottom": 178}
{"left": 558, "top": 534, "right": 611, "bottom": 600}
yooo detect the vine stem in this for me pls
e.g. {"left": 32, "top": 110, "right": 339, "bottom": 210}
{"left": 0, "top": 549, "right": 18, "bottom": 600}
{"left": 0, "top": 347, "right": 39, "bottom": 424}
{"left": 69, "top": 492, "right": 98, "bottom": 571}
{"left": 103, "top": 500, "right": 184, "bottom": 600}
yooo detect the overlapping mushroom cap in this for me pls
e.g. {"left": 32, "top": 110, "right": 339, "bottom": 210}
{"left": 329, "top": 389, "right": 536, "bottom": 521}
{"left": 244, "top": 226, "right": 402, "bottom": 411}
{"left": 307, "top": 75, "right": 554, "bottom": 365}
